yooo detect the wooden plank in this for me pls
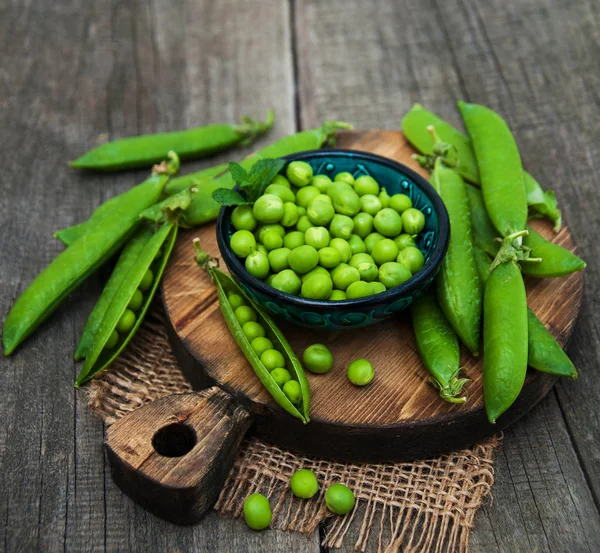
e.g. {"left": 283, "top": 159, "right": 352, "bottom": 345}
{"left": 0, "top": 0, "right": 317, "bottom": 552}
{"left": 295, "top": 0, "right": 600, "bottom": 551}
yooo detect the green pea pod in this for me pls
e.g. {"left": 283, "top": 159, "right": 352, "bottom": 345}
{"left": 194, "top": 241, "right": 310, "bottom": 423}
{"left": 75, "top": 223, "right": 178, "bottom": 386}
{"left": 182, "top": 121, "right": 352, "bottom": 226}
{"left": 70, "top": 111, "right": 274, "bottom": 171}
{"left": 473, "top": 244, "right": 493, "bottom": 287}
{"left": 411, "top": 291, "right": 469, "bottom": 403}
{"left": 483, "top": 261, "right": 528, "bottom": 423}
{"left": 54, "top": 222, "right": 88, "bottom": 247}
{"left": 521, "top": 227, "right": 585, "bottom": 278}
{"left": 2, "top": 154, "right": 179, "bottom": 356}
{"left": 523, "top": 172, "right": 562, "bottom": 232}
{"left": 165, "top": 162, "right": 229, "bottom": 196}
{"left": 402, "top": 103, "right": 480, "bottom": 184}
{"left": 458, "top": 102, "right": 527, "bottom": 236}
{"left": 465, "top": 184, "right": 501, "bottom": 257}
{"left": 431, "top": 158, "right": 482, "bottom": 355}
{"left": 528, "top": 308, "right": 578, "bottom": 379}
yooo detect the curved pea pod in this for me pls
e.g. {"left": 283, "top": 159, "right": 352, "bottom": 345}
{"left": 182, "top": 121, "right": 352, "bottom": 226}
{"left": 483, "top": 261, "right": 528, "bottom": 424}
{"left": 70, "top": 111, "right": 274, "bottom": 171}
{"left": 458, "top": 102, "right": 527, "bottom": 237}
{"left": 465, "top": 184, "right": 500, "bottom": 257}
{"left": 523, "top": 172, "right": 562, "bottom": 232}
{"left": 521, "top": 227, "right": 586, "bottom": 278}
{"left": 431, "top": 160, "right": 482, "bottom": 355}
{"left": 2, "top": 155, "right": 179, "bottom": 356}
{"left": 74, "top": 223, "right": 178, "bottom": 386}
{"left": 402, "top": 103, "right": 480, "bottom": 184}
{"left": 194, "top": 241, "right": 310, "bottom": 423}
{"left": 165, "top": 162, "right": 229, "bottom": 196}
{"left": 411, "top": 292, "right": 469, "bottom": 403}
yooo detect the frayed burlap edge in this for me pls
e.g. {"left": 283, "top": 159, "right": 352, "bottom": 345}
{"left": 87, "top": 302, "right": 499, "bottom": 553}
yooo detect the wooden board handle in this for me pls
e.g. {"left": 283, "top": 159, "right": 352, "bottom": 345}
{"left": 105, "top": 387, "right": 252, "bottom": 524}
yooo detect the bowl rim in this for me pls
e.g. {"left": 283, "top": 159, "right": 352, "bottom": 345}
{"left": 216, "top": 148, "right": 449, "bottom": 310}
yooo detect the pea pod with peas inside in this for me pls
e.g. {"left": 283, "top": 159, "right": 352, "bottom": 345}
{"left": 70, "top": 111, "right": 274, "bottom": 171}
{"left": 2, "top": 152, "right": 180, "bottom": 356}
{"left": 194, "top": 240, "right": 310, "bottom": 423}
{"left": 402, "top": 103, "right": 562, "bottom": 231}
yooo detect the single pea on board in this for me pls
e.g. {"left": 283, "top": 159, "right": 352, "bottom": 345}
{"left": 243, "top": 493, "right": 272, "bottom": 530}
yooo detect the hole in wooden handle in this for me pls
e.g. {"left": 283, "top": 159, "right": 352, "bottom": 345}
{"left": 152, "top": 423, "right": 197, "bottom": 457}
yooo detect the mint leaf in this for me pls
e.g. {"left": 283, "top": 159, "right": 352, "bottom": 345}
{"left": 229, "top": 161, "right": 249, "bottom": 185}
{"left": 212, "top": 188, "right": 252, "bottom": 206}
{"left": 241, "top": 158, "right": 285, "bottom": 201}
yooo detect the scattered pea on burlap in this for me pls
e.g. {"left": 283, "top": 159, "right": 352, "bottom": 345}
{"left": 87, "top": 301, "right": 498, "bottom": 553}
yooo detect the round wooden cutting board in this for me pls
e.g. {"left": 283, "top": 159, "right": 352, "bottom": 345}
{"left": 161, "top": 130, "right": 584, "bottom": 463}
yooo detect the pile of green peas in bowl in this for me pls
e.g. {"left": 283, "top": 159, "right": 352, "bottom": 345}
{"left": 217, "top": 150, "right": 449, "bottom": 329}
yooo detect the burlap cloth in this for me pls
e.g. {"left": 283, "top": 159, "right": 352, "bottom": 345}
{"left": 88, "top": 302, "right": 499, "bottom": 553}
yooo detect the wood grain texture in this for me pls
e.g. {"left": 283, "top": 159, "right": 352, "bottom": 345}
{"left": 162, "top": 130, "right": 584, "bottom": 462}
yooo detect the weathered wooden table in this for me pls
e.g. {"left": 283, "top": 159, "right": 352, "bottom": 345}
{"left": 1, "top": 1, "right": 599, "bottom": 551}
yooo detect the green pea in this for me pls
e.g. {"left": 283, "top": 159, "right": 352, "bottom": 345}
{"left": 271, "top": 269, "right": 302, "bottom": 295}
{"left": 329, "top": 214, "right": 354, "bottom": 240}
{"left": 349, "top": 253, "right": 375, "bottom": 269}
{"left": 373, "top": 208, "right": 403, "bottom": 237}
{"left": 242, "top": 321, "right": 265, "bottom": 341}
{"left": 360, "top": 194, "right": 383, "bottom": 216}
{"left": 389, "top": 193, "right": 412, "bottom": 213}
{"left": 328, "top": 290, "right": 347, "bottom": 301}
{"left": 270, "top": 367, "right": 292, "bottom": 387}
{"left": 301, "top": 266, "right": 330, "bottom": 283}
{"left": 267, "top": 247, "right": 291, "bottom": 272}
{"left": 264, "top": 184, "right": 295, "bottom": 204}
{"left": 394, "top": 233, "right": 416, "bottom": 250}
{"left": 288, "top": 245, "right": 319, "bottom": 274}
{"left": 235, "top": 305, "right": 257, "bottom": 325}
{"left": 290, "top": 469, "right": 319, "bottom": 499}
{"left": 297, "top": 206, "right": 306, "bottom": 217}
{"left": 258, "top": 224, "right": 286, "bottom": 241}
{"left": 345, "top": 280, "right": 373, "bottom": 299}
{"left": 283, "top": 231, "right": 305, "bottom": 250}
{"left": 296, "top": 185, "right": 320, "bottom": 208}
{"left": 105, "top": 329, "right": 119, "bottom": 349}
{"left": 245, "top": 250, "right": 270, "bottom": 279}
{"left": 261, "top": 348, "right": 286, "bottom": 371}
{"left": 370, "top": 282, "right": 386, "bottom": 294}
{"left": 307, "top": 200, "right": 335, "bottom": 226}
{"left": 325, "top": 483, "right": 355, "bottom": 515}
{"left": 331, "top": 265, "right": 360, "bottom": 291}
{"left": 243, "top": 493, "right": 272, "bottom": 531}
{"left": 139, "top": 269, "right": 154, "bottom": 292}
{"left": 327, "top": 181, "right": 354, "bottom": 201}
{"left": 355, "top": 262, "right": 378, "bottom": 282}
{"left": 352, "top": 212, "right": 373, "bottom": 238}
{"left": 311, "top": 174, "right": 332, "bottom": 193}
{"left": 230, "top": 230, "right": 256, "bottom": 258}
{"left": 371, "top": 238, "right": 399, "bottom": 265}
{"left": 305, "top": 227, "right": 330, "bottom": 250}
{"left": 401, "top": 208, "right": 425, "bottom": 235}
{"left": 271, "top": 174, "right": 291, "bottom": 188}
{"left": 318, "top": 247, "right": 342, "bottom": 269}
{"left": 301, "top": 274, "right": 333, "bottom": 300}
{"left": 127, "top": 289, "right": 143, "bottom": 311}
{"left": 281, "top": 202, "right": 299, "bottom": 227}
{"left": 251, "top": 336, "right": 274, "bottom": 357}
{"left": 364, "top": 232, "right": 385, "bottom": 254}
{"left": 329, "top": 238, "right": 352, "bottom": 263}
{"left": 333, "top": 189, "right": 361, "bottom": 217}
{"left": 354, "top": 175, "right": 380, "bottom": 196}
{"left": 302, "top": 344, "right": 333, "bottom": 374}
{"left": 378, "top": 262, "right": 412, "bottom": 289}
{"left": 116, "top": 309, "right": 136, "bottom": 333}
{"left": 253, "top": 194, "right": 284, "bottom": 223}
{"left": 296, "top": 215, "right": 314, "bottom": 233}
{"left": 311, "top": 193, "right": 333, "bottom": 205}
{"left": 348, "top": 234, "right": 367, "bottom": 254}
{"left": 286, "top": 160, "right": 313, "bottom": 187}
{"left": 347, "top": 358, "right": 374, "bottom": 386}
{"left": 334, "top": 172, "right": 355, "bottom": 185}
{"left": 378, "top": 188, "right": 390, "bottom": 208}
{"left": 231, "top": 205, "right": 257, "bottom": 231}
{"left": 397, "top": 246, "right": 425, "bottom": 273}
{"left": 228, "top": 293, "right": 246, "bottom": 310}
{"left": 261, "top": 230, "right": 283, "bottom": 252}
{"left": 256, "top": 244, "right": 268, "bottom": 256}
{"left": 282, "top": 379, "right": 302, "bottom": 405}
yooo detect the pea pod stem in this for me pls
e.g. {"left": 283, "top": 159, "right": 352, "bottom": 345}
{"left": 489, "top": 229, "right": 542, "bottom": 273}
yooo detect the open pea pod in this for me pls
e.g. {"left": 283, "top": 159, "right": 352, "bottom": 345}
{"left": 194, "top": 241, "right": 310, "bottom": 423}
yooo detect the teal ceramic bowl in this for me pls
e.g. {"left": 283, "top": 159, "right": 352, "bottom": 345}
{"left": 216, "top": 149, "right": 449, "bottom": 330}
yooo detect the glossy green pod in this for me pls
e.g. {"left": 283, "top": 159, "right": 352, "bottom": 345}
{"left": 165, "top": 162, "right": 229, "bottom": 196}
{"left": 70, "top": 112, "right": 273, "bottom": 171}
{"left": 3, "top": 155, "right": 179, "bottom": 356}
{"left": 465, "top": 184, "right": 500, "bottom": 257}
{"left": 411, "top": 291, "right": 469, "bottom": 403}
{"left": 521, "top": 227, "right": 586, "bottom": 278}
